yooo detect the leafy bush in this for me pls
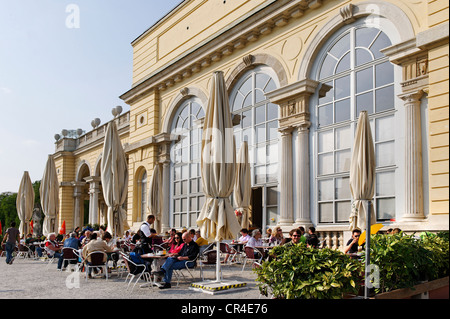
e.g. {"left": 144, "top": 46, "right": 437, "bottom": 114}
{"left": 254, "top": 244, "right": 362, "bottom": 299}
{"left": 364, "top": 233, "right": 449, "bottom": 294}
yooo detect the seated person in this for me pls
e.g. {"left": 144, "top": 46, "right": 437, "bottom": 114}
{"left": 163, "top": 228, "right": 177, "bottom": 246}
{"left": 269, "top": 226, "right": 284, "bottom": 246}
{"left": 44, "top": 233, "right": 63, "bottom": 269}
{"left": 237, "top": 228, "right": 251, "bottom": 244}
{"left": 246, "top": 229, "right": 264, "bottom": 259}
{"left": 284, "top": 229, "right": 302, "bottom": 247}
{"left": 168, "top": 232, "right": 184, "bottom": 254}
{"left": 81, "top": 232, "right": 114, "bottom": 278}
{"left": 154, "top": 232, "right": 199, "bottom": 289}
{"left": 344, "top": 229, "right": 362, "bottom": 254}
{"left": 59, "top": 232, "right": 80, "bottom": 269}
{"left": 103, "top": 231, "right": 120, "bottom": 267}
{"left": 306, "top": 227, "right": 319, "bottom": 248}
{"left": 195, "top": 230, "right": 209, "bottom": 248}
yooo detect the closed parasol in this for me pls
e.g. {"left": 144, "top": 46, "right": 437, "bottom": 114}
{"left": 194, "top": 71, "right": 243, "bottom": 292}
{"left": 234, "top": 141, "right": 251, "bottom": 229}
{"left": 101, "top": 121, "right": 129, "bottom": 238}
{"left": 349, "top": 110, "right": 376, "bottom": 299}
{"left": 17, "top": 171, "right": 34, "bottom": 236}
{"left": 147, "top": 163, "right": 163, "bottom": 233}
{"left": 40, "top": 155, "right": 60, "bottom": 237}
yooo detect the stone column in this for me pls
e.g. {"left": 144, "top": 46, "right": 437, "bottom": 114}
{"left": 278, "top": 126, "right": 294, "bottom": 226}
{"left": 295, "top": 122, "right": 312, "bottom": 226}
{"left": 399, "top": 90, "right": 426, "bottom": 220}
{"left": 84, "top": 176, "right": 101, "bottom": 225}
{"left": 71, "top": 181, "right": 85, "bottom": 229}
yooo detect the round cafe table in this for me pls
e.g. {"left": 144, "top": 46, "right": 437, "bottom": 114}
{"left": 139, "top": 253, "right": 170, "bottom": 288}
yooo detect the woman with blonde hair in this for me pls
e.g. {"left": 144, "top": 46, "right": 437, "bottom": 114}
{"left": 269, "top": 226, "right": 284, "bottom": 246}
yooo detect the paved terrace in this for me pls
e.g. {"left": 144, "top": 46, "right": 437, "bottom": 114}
{"left": 0, "top": 255, "right": 265, "bottom": 299}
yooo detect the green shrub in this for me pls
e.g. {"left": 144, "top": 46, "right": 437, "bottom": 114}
{"left": 254, "top": 244, "right": 362, "bottom": 299}
{"left": 364, "top": 233, "right": 449, "bottom": 294}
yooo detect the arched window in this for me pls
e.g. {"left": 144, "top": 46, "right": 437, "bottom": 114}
{"left": 229, "top": 65, "right": 280, "bottom": 228}
{"left": 312, "top": 20, "right": 397, "bottom": 224}
{"left": 170, "top": 97, "right": 205, "bottom": 228}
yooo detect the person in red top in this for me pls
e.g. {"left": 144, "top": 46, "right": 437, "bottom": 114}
{"left": 168, "top": 232, "right": 184, "bottom": 254}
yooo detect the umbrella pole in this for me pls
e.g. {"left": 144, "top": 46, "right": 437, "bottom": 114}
{"left": 215, "top": 241, "right": 221, "bottom": 283}
{"left": 364, "top": 200, "right": 371, "bottom": 299}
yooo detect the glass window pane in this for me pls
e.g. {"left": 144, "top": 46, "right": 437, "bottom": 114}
{"left": 255, "top": 89, "right": 266, "bottom": 104}
{"left": 267, "top": 207, "right": 278, "bottom": 226}
{"left": 375, "top": 85, "right": 394, "bottom": 112}
{"left": 239, "top": 77, "right": 252, "bottom": 95}
{"left": 336, "top": 201, "right": 351, "bottom": 223}
{"left": 190, "top": 163, "right": 198, "bottom": 177}
{"left": 355, "top": 48, "right": 373, "bottom": 66}
{"left": 181, "top": 165, "right": 188, "bottom": 179}
{"left": 242, "top": 110, "right": 251, "bottom": 128}
{"left": 318, "top": 153, "right": 334, "bottom": 175}
{"left": 319, "top": 54, "right": 337, "bottom": 79}
{"left": 336, "top": 177, "right": 351, "bottom": 199}
{"left": 198, "top": 196, "right": 205, "bottom": 209}
{"left": 336, "top": 52, "right": 350, "bottom": 74}
{"left": 265, "top": 79, "right": 277, "bottom": 93}
{"left": 335, "top": 125, "right": 351, "bottom": 149}
{"left": 356, "top": 27, "right": 380, "bottom": 48}
{"left": 376, "top": 171, "right": 395, "bottom": 196}
{"left": 319, "top": 203, "right": 333, "bottom": 223}
{"left": 181, "top": 181, "right": 188, "bottom": 194}
{"left": 356, "top": 67, "right": 373, "bottom": 93}
{"left": 190, "top": 197, "right": 198, "bottom": 211}
{"left": 243, "top": 93, "right": 252, "bottom": 108}
{"left": 190, "top": 213, "right": 198, "bottom": 227}
{"left": 335, "top": 98, "right": 350, "bottom": 123}
{"left": 336, "top": 149, "right": 351, "bottom": 173}
{"left": 267, "top": 103, "right": 278, "bottom": 121}
{"left": 376, "top": 198, "right": 395, "bottom": 220}
{"left": 255, "top": 73, "right": 270, "bottom": 89}
{"left": 376, "top": 141, "right": 395, "bottom": 167}
{"left": 267, "top": 120, "right": 278, "bottom": 141}
{"left": 242, "top": 127, "right": 252, "bottom": 144}
{"left": 173, "top": 214, "right": 180, "bottom": 228}
{"left": 267, "top": 164, "right": 278, "bottom": 182}
{"left": 190, "top": 179, "right": 198, "bottom": 193}
{"left": 335, "top": 75, "right": 350, "bottom": 100}
{"left": 370, "top": 32, "right": 391, "bottom": 59}
{"left": 375, "top": 61, "right": 394, "bottom": 87}
{"left": 174, "top": 182, "right": 181, "bottom": 196}
{"left": 267, "top": 187, "right": 278, "bottom": 206}
{"left": 232, "top": 93, "right": 244, "bottom": 111}
{"left": 255, "top": 166, "right": 266, "bottom": 184}
{"left": 174, "top": 166, "right": 181, "bottom": 180}
{"left": 268, "top": 143, "right": 278, "bottom": 164}
{"left": 181, "top": 214, "right": 187, "bottom": 228}
{"left": 356, "top": 91, "right": 373, "bottom": 115}
{"left": 255, "top": 105, "right": 265, "bottom": 124}
{"left": 318, "top": 103, "right": 333, "bottom": 127}
{"left": 375, "top": 116, "right": 395, "bottom": 142}
{"left": 330, "top": 32, "right": 350, "bottom": 59}
{"left": 318, "top": 130, "right": 334, "bottom": 153}
{"left": 256, "top": 124, "right": 265, "bottom": 144}
{"left": 318, "top": 179, "right": 333, "bottom": 201}
{"left": 256, "top": 145, "right": 266, "bottom": 165}
{"left": 174, "top": 199, "right": 181, "bottom": 212}
{"left": 319, "top": 82, "right": 333, "bottom": 105}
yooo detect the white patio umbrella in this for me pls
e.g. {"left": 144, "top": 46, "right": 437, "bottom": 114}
{"left": 40, "top": 155, "right": 60, "bottom": 237}
{"left": 196, "top": 71, "right": 241, "bottom": 287}
{"left": 349, "top": 110, "right": 376, "bottom": 299}
{"left": 147, "top": 163, "right": 163, "bottom": 233}
{"left": 234, "top": 141, "right": 251, "bottom": 229}
{"left": 17, "top": 171, "right": 35, "bottom": 236}
{"left": 101, "top": 121, "right": 129, "bottom": 238}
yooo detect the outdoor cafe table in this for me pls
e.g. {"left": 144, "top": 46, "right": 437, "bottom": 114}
{"left": 139, "top": 253, "right": 170, "bottom": 288}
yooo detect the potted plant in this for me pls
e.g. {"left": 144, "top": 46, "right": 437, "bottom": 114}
{"left": 254, "top": 243, "right": 362, "bottom": 299}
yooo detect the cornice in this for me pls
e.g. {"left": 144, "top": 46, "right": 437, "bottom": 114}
{"left": 120, "top": 0, "right": 325, "bottom": 105}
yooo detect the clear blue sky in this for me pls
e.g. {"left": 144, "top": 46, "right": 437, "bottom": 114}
{"left": 0, "top": 0, "right": 181, "bottom": 192}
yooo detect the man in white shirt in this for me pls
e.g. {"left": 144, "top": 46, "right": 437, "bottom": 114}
{"left": 139, "top": 215, "right": 155, "bottom": 253}
{"left": 237, "top": 228, "right": 251, "bottom": 244}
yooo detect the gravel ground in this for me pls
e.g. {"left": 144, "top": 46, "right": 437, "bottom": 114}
{"left": 0, "top": 255, "right": 266, "bottom": 300}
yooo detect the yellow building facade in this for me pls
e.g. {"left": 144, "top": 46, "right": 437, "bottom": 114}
{"left": 53, "top": 0, "right": 448, "bottom": 247}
